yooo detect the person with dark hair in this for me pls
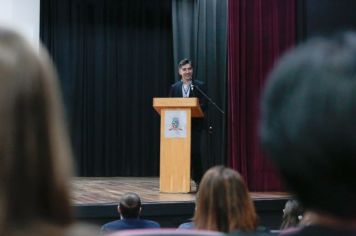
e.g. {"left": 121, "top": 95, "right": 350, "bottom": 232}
{"left": 193, "top": 166, "right": 259, "bottom": 233}
{"left": 169, "top": 58, "right": 207, "bottom": 187}
{"left": 101, "top": 193, "right": 160, "bottom": 233}
{"left": 260, "top": 32, "right": 356, "bottom": 235}
{"left": 0, "top": 28, "right": 98, "bottom": 236}
{"left": 280, "top": 199, "right": 304, "bottom": 230}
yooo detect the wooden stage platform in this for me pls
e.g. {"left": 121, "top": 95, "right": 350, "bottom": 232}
{"left": 72, "top": 177, "right": 290, "bottom": 229}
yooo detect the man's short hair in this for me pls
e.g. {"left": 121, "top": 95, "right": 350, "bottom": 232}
{"left": 260, "top": 32, "right": 356, "bottom": 219}
{"left": 178, "top": 58, "right": 192, "bottom": 69}
{"left": 119, "top": 193, "right": 142, "bottom": 218}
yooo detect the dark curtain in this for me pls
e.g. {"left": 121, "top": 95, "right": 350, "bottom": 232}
{"left": 172, "top": 0, "right": 228, "bottom": 171}
{"left": 40, "top": 0, "right": 173, "bottom": 176}
{"left": 302, "top": 0, "right": 356, "bottom": 39}
{"left": 172, "top": 0, "right": 196, "bottom": 79}
{"left": 228, "top": 0, "right": 296, "bottom": 190}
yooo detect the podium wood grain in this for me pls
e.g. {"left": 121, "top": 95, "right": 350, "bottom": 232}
{"left": 160, "top": 108, "right": 191, "bottom": 192}
{"left": 153, "top": 98, "right": 203, "bottom": 193}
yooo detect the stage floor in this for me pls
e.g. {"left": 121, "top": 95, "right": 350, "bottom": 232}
{"left": 71, "top": 177, "right": 290, "bottom": 228}
{"left": 71, "top": 177, "right": 289, "bottom": 205}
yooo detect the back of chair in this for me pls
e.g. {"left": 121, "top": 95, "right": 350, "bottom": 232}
{"left": 109, "top": 228, "right": 225, "bottom": 236}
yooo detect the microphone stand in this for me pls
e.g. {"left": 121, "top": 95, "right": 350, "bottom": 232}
{"left": 192, "top": 84, "right": 225, "bottom": 115}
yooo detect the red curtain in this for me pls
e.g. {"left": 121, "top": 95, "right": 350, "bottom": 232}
{"left": 228, "top": 0, "right": 296, "bottom": 191}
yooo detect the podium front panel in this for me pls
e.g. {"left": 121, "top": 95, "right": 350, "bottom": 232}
{"left": 160, "top": 108, "right": 191, "bottom": 193}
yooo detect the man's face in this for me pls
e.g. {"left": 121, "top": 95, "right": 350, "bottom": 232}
{"left": 179, "top": 63, "right": 193, "bottom": 82}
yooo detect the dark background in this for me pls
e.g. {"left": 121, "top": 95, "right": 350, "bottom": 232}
{"left": 41, "top": 0, "right": 356, "bottom": 177}
{"left": 41, "top": 0, "right": 173, "bottom": 176}
{"left": 297, "top": 0, "right": 356, "bottom": 41}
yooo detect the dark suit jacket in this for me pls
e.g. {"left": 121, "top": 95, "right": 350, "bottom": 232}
{"left": 169, "top": 80, "right": 207, "bottom": 131}
{"left": 169, "top": 80, "right": 207, "bottom": 111}
{"left": 101, "top": 218, "right": 160, "bottom": 233}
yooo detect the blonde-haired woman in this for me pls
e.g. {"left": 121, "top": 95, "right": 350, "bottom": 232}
{"left": 194, "top": 166, "right": 258, "bottom": 233}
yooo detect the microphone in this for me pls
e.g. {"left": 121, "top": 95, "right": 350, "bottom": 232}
{"left": 190, "top": 82, "right": 194, "bottom": 91}
{"left": 192, "top": 82, "right": 225, "bottom": 115}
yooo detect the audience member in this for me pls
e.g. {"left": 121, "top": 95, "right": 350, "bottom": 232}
{"left": 280, "top": 199, "right": 304, "bottom": 230}
{"left": 193, "top": 166, "right": 260, "bottom": 233}
{"left": 178, "top": 220, "right": 194, "bottom": 229}
{"left": 260, "top": 32, "right": 356, "bottom": 235}
{"left": 109, "top": 228, "right": 224, "bottom": 236}
{"left": 0, "top": 28, "right": 97, "bottom": 236}
{"left": 101, "top": 193, "right": 160, "bottom": 233}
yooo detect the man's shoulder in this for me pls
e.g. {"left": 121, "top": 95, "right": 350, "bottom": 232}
{"left": 193, "top": 80, "right": 205, "bottom": 86}
{"left": 192, "top": 80, "right": 206, "bottom": 91}
{"left": 101, "top": 219, "right": 160, "bottom": 232}
{"left": 122, "top": 218, "right": 160, "bottom": 228}
{"left": 139, "top": 219, "right": 160, "bottom": 227}
{"left": 101, "top": 220, "right": 125, "bottom": 231}
{"left": 193, "top": 80, "right": 205, "bottom": 88}
{"left": 170, "top": 81, "right": 183, "bottom": 97}
{"left": 102, "top": 219, "right": 122, "bottom": 226}
{"left": 178, "top": 222, "right": 194, "bottom": 229}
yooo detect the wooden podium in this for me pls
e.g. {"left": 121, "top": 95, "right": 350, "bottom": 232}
{"left": 153, "top": 98, "right": 204, "bottom": 193}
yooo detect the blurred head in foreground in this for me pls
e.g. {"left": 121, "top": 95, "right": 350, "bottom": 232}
{"left": 0, "top": 28, "right": 73, "bottom": 235}
{"left": 260, "top": 32, "right": 356, "bottom": 221}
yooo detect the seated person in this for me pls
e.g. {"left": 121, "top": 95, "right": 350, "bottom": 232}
{"left": 260, "top": 32, "right": 356, "bottom": 235}
{"left": 101, "top": 192, "right": 160, "bottom": 233}
{"left": 178, "top": 219, "right": 194, "bottom": 229}
{"left": 280, "top": 199, "right": 304, "bottom": 230}
{"left": 191, "top": 166, "right": 270, "bottom": 236}
{"left": 190, "top": 166, "right": 272, "bottom": 234}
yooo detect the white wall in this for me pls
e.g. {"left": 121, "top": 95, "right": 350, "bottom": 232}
{"left": 0, "top": 0, "right": 40, "bottom": 48}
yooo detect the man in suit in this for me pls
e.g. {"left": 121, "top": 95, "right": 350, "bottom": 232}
{"left": 169, "top": 58, "right": 207, "bottom": 187}
{"left": 101, "top": 193, "right": 160, "bottom": 233}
